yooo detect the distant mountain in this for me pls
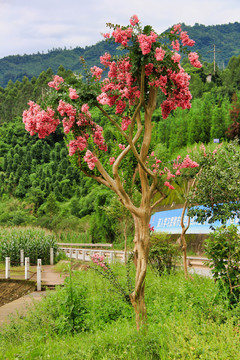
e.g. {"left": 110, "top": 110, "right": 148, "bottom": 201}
{"left": 0, "top": 22, "right": 239, "bottom": 87}
{"left": 181, "top": 22, "right": 240, "bottom": 67}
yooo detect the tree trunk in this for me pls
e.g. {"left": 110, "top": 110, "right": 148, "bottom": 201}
{"left": 180, "top": 201, "right": 190, "bottom": 279}
{"left": 130, "top": 215, "right": 150, "bottom": 330}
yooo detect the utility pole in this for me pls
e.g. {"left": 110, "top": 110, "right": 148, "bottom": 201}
{"left": 206, "top": 44, "right": 222, "bottom": 75}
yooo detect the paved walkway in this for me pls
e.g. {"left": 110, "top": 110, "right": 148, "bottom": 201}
{"left": 0, "top": 266, "right": 67, "bottom": 326}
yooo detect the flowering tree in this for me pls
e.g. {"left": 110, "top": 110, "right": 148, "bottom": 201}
{"left": 23, "top": 15, "right": 201, "bottom": 329}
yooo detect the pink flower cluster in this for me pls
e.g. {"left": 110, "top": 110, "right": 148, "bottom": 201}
{"left": 91, "top": 253, "right": 107, "bottom": 270}
{"left": 137, "top": 32, "right": 158, "bottom": 55}
{"left": 180, "top": 155, "right": 199, "bottom": 168}
{"left": 48, "top": 75, "right": 64, "bottom": 90}
{"left": 69, "top": 87, "right": 79, "bottom": 99}
{"left": 100, "top": 52, "right": 111, "bottom": 67}
{"left": 118, "top": 144, "right": 126, "bottom": 150}
{"left": 173, "top": 154, "right": 199, "bottom": 175}
{"left": 171, "top": 24, "right": 182, "bottom": 34}
{"left": 83, "top": 150, "right": 98, "bottom": 170}
{"left": 148, "top": 224, "right": 154, "bottom": 232}
{"left": 171, "top": 40, "right": 180, "bottom": 51}
{"left": 160, "top": 67, "right": 192, "bottom": 119}
{"left": 164, "top": 181, "right": 175, "bottom": 190}
{"left": 91, "top": 66, "right": 103, "bottom": 81}
{"left": 130, "top": 14, "right": 139, "bottom": 26}
{"left": 97, "top": 57, "right": 140, "bottom": 115}
{"left": 155, "top": 47, "right": 165, "bottom": 61}
{"left": 109, "top": 157, "right": 115, "bottom": 165}
{"left": 68, "top": 136, "right": 87, "bottom": 156}
{"left": 112, "top": 26, "right": 133, "bottom": 47}
{"left": 145, "top": 151, "right": 162, "bottom": 174}
{"left": 121, "top": 116, "right": 131, "bottom": 131}
{"left": 93, "top": 125, "right": 107, "bottom": 151}
{"left": 22, "top": 101, "right": 60, "bottom": 138}
{"left": 57, "top": 100, "right": 76, "bottom": 134}
{"left": 180, "top": 31, "right": 195, "bottom": 47}
{"left": 188, "top": 52, "right": 202, "bottom": 68}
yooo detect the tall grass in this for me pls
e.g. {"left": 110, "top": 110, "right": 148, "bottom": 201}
{"left": 0, "top": 263, "right": 239, "bottom": 359}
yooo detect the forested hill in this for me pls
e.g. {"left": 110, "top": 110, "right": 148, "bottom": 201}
{"left": 0, "top": 22, "right": 239, "bottom": 87}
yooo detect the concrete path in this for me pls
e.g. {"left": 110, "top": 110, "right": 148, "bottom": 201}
{"left": 0, "top": 266, "right": 67, "bottom": 326}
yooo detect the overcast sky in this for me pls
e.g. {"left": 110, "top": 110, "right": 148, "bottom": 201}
{"left": 0, "top": 0, "right": 239, "bottom": 59}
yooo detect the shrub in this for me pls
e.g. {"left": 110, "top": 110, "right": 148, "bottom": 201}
{"left": 0, "top": 226, "right": 58, "bottom": 265}
{"left": 148, "top": 232, "right": 181, "bottom": 275}
{"left": 204, "top": 224, "right": 240, "bottom": 304}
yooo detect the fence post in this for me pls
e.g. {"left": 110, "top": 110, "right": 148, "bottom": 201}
{"left": 110, "top": 251, "right": 114, "bottom": 264}
{"left": 50, "top": 248, "right": 54, "bottom": 265}
{"left": 5, "top": 257, "right": 10, "bottom": 279}
{"left": 25, "top": 257, "right": 30, "bottom": 280}
{"left": 20, "top": 249, "right": 24, "bottom": 266}
{"left": 70, "top": 248, "right": 73, "bottom": 259}
{"left": 76, "top": 249, "right": 79, "bottom": 260}
{"left": 37, "top": 259, "right": 42, "bottom": 291}
{"left": 82, "top": 249, "right": 86, "bottom": 262}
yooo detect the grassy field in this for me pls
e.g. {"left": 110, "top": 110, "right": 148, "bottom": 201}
{"left": 0, "top": 261, "right": 239, "bottom": 360}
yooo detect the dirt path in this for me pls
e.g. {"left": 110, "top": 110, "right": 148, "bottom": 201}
{"left": 0, "top": 265, "right": 68, "bottom": 326}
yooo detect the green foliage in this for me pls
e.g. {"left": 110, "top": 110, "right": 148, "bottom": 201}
{"left": 188, "top": 140, "right": 240, "bottom": 224}
{"left": 148, "top": 233, "right": 181, "bottom": 275}
{"left": 204, "top": 225, "right": 240, "bottom": 304}
{"left": 0, "top": 226, "right": 58, "bottom": 265}
{"left": 0, "top": 269, "right": 240, "bottom": 359}
{"left": 90, "top": 254, "right": 134, "bottom": 304}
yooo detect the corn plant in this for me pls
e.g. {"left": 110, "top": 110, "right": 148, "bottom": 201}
{"left": 0, "top": 226, "right": 58, "bottom": 265}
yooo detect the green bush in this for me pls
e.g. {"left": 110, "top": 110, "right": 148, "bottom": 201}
{"left": 148, "top": 232, "right": 181, "bottom": 275}
{"left": 0, "top": 226, "right": 58, "bottom": 265}
{"left": 204, "top": 224, "right": 240, "bottom": 304}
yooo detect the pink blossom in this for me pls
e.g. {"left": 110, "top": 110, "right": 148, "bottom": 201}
{"left": 93, "top": 125, "right": 107, "bottom": 151}
{"left": 121, "top": 116, "right": 131, "bottom": 131}
{"left": 155, "top": 47, "right": 165, "bottom": 61}
{"left": 180, "top": 31, "right": 195, "bottom": 47}
{"left": 109, "top": 157, "right": 115, "bottom": 165}
{"left": 145, "top": 63, "right": 154, "bottom": 76}
{"left": 103, "top": 33, "right": 110, "bottom": 39}
{"left": 172, "top": 52, "right": 181, "bottom": 63}
{"left": 91, "top": 253, "right": 107, "bottom": 270}
{"left": 176, "top": 169, "right": 181, "bottom": 176}
{"left": 138, "top": 32, "right": 157, "bottom": 55}
{"left": 100, "top": 52, "right": 111, "bottom": 67}
{"left": 188, "top": 52, "right": 202, "bottom": 68}
{"left": 62, "top": 116, "right": 75, "bottom": 134}
{"left": 91, "top": 66, "right": 103, "bottom": 81}
{"left": 57, "top": 100, "right": 76, "bottom": 117}
{"left": 130, "top": 14, "right": 139, "bottom": 26}
{"left": 148, "top": 224, "right": 154, "bottom": 232}
{"left": 171, "top": 40, "right": 180, "bottom": 51}
{"left": 48, "top": 75, "right": 64, "bottom": 90}
{"left": 180, "top": 155, "right": 199, "bottom": 169}
{"left": 68, "top": 136, "right": 87, "bottom": 156}
{"left": 22, "top": 101, "right": 60, "bottom": 139}
{"left": 118, "top": 144, "right": 126, "bottom": 150}
{"left": 69, "top": 87, "right": 79, "bottom": 99}
{"left": 112, "top": 27, "right": 132, "bottom": 46}
{"left": 171, "top": 24, "right": 182, "bottom": 34}
{"left": 83, "top": 150, "right": 98, "bottom": 170}
{"left": 164, "top": 181, "right": 175, "bottom": 190}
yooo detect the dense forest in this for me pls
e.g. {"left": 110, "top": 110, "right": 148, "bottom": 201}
{"left": 0, "top": 29, "right": 240, "bottom": 244}
{"left": 0, "top": 22, "right": 239, "bottom": 87}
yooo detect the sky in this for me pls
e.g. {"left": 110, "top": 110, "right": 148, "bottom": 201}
{"left": 0, "top": 0, "right": 239, "bottom": 59}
